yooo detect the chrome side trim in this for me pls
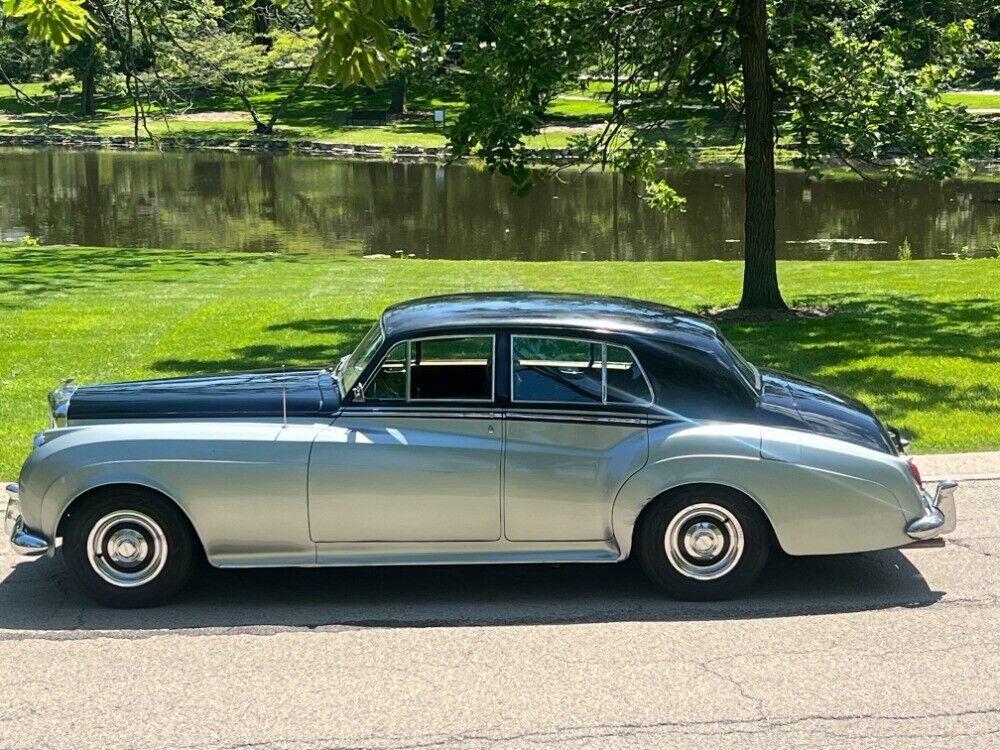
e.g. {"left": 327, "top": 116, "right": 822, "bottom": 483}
{"left": 340, "top": 408, "right": 503, "bottom": 420}
{"left": 339, "top": 407, "right": 649, "bottom": 425}
{"left": 906, "top": 480, "right": 958, "bottom": 541}
{"left": 505, "top": 411, "right": 647, "bottom": 426}
{"left": 311, "top": 540, "right": 622, "bottom": 568}
{"left": 4, "top": 483, "right": 51, "bottom": 557}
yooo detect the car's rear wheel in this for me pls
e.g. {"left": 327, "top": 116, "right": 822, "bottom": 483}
{"left": 62, "top": 488, "right": 195, "bottom": 608}
{"left": 636, "top": 487, "right": 769, "bottom": 601}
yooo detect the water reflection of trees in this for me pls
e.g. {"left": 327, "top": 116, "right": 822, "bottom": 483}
{"left": 1, "top": 148, "right": 998, "bottom": 260}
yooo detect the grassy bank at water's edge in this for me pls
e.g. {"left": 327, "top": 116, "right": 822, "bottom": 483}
{"left": 2, "top": 247, "right": 998, "bottom": 476}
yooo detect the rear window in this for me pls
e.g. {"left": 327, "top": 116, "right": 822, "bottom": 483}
{"left": 512, "top": 336, "right": 652, "bottom": 405}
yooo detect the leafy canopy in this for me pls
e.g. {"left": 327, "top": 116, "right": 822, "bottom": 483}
{"left": 3, "top": 0, "right": 91, "bottom": 47}
{"left": 6, "top": 0, "right": 434, "bottom": 87}
{"left": 449, "top": 1, "right": 986, "bottom": 203}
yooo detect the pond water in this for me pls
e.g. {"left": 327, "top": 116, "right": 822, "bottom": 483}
{"left": 1, "top": 147, "right": 999, "bottom": 260}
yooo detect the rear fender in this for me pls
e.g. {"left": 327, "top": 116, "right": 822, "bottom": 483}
{"left": 612, "top": 423, "right": 915, "bottom": 557}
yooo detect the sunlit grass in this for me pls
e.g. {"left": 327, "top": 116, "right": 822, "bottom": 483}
{"left": 2, "top": 247, "right": 998, "bottom": 477}
{"left": 942, "top": 90, "right": 1000, "bottom": 111}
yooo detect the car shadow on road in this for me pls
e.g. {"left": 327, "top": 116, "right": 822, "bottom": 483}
{"left": 0, "top": 548, "right": 943, "bottom": 634}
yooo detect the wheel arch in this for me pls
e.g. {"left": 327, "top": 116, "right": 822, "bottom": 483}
{"left": 55, "top": 482, "right": 208, "bottom": 560}
{"left": 618, "top": 480, "right": 783, "bottom": 560}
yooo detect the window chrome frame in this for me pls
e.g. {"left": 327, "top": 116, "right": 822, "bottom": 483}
{"left": 359, "top": 333, "right": 497, "bottom": 405}
{"left": 510, "top": 334, "right": 654, "bottom": 407}
{"left": 337, "top": 317, "right": 387, "bottom": 398}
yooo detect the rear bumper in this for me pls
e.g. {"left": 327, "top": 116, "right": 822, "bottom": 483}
{"left": 905, "top": 480, "right": 958, "bottom": 541}
{"left": 3, "top": 483, "right": 50, "bottom": 556}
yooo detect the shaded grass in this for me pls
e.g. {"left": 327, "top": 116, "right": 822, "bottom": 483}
{"left": 0, "top": 81, "right": 590, "bottom": 149}
{"left": 0, "top": 81, "right": 733, "bottom": 153}
{"left": 2, "top": 247, "right": 998, "bottom": 476}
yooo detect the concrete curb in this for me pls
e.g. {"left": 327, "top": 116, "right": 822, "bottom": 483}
{"left": 912, "top": 452, "right": 1000, "bottom": 482}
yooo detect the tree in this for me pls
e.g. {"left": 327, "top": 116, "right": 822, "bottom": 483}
{"left": 449, "top": 1, "right": 987, "bottom": 310}
{"left": 159, "top": 3, "right": 319, "bottom": 136}
{"left": 738, "top": 0, "right": 780, "bottom": 308}
{"left": 447, "top": 0, "right": 605, "bottom": 195}
{"left": 6, "top": 0, "right": 434, "bottom": 87}
{"left": 6, "top": 0, "right": 434, "bottom": 135}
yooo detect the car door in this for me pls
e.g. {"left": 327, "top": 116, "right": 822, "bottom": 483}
{"left": 308, "top": 334, "right": 502, "bottom": 542}
{"left": 503, "top": 335, "right": 651, "bottom": 541}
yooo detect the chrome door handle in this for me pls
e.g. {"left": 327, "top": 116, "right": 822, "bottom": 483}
{"left": 488, "top": 424, "right": 495, "bottom": 434}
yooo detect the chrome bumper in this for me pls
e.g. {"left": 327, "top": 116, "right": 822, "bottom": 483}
{"left": 905, "top": 480, "right": 958, "bottom": 541}
{"left": 3, "top": 483, "right": 50, "bottom": 556}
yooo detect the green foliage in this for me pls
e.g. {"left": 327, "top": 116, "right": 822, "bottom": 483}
{"left": 40, "top": 68, "right": 74, "bottom": 97}
{"left": 447, "top": 0, "right": 604, "bottom": 193}
{"left": 3, "top": 0, "right": 91, "bottom": 47}
{"left": 450, "top": 1, "right": 993, "bottom": 198}
{"left": 172, "top": 29, "right": 318, "bottom": 100}
{"left": 7, "top": 0, "right": 434, "bottom": 90}
{"left": 305, "top": 0, "right": 433, "bottom": 86}
{"left": 773, "top": 12, "right": 977, "bottom": 178}
{"left": 897, "top": 237, "right": 912, "bottom": 261}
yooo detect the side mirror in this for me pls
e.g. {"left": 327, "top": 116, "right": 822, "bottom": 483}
{"left": 351, "top": 384, "right": 365, "bottom": 403}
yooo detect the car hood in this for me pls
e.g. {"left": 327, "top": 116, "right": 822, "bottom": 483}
{"left": 62, "top": 368, "right": 340, "bottom": 422}
{"left": 758, "top": 368, "right": 895, "bottom": 454}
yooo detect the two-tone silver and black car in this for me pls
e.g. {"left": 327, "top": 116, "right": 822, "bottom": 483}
{"left": 4, "top": 293, "right": 957, "bottom": 607}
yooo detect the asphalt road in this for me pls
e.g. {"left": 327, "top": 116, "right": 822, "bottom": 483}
{"left": 1, "top": 481, "right": 998, "bottom": 750}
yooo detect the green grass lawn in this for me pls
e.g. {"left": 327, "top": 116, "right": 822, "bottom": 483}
{"left": 2, "top": 246, "right": 998, "bottom": 477}
{"left": 943, "top": 90, "right": 1000, "bottom": 111}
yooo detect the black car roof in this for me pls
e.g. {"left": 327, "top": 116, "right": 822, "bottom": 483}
{"left": 380, "top": 292, "right": 720, "bottom": 346}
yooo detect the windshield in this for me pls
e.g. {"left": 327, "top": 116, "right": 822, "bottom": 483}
{"left": 339, "top": 322, "right": 384, "bottom": 396}
{"left": 721, "top": 338, "right": 761, "bottom": 393}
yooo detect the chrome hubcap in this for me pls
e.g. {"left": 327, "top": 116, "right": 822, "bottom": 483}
{"left": 683, "top": 521, "right": 726, "bottom": 560}
{"left": 106, "top": 529, "right": 149, "bottom": 565}
{"left": 87, "top": 510, "right": 168, "bottom": 588}
{"left": 665, "top": 503, "right": 745, "bottom": 580}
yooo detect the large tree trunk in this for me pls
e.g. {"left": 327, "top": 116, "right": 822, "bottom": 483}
{"left": 388, "top": 77, "right": 407, "bottom": 116}
{"left": 737, "top": 0, "right": 786, "bottom": 310}
{"left": 80, "top": 41, "right": 97, "bottom": 117}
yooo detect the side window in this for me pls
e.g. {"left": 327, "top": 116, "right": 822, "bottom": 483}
{"left": 365, "top": 336, "right": 495, "bottom": 402}
{"left": 606, "top": 344, "right": 653, "bottom": 404}
{"left": 512, "top": 336, "right": 651, "bottom": 405}
{"left": 365, "top": 342, "right": 407, "bottom": 400}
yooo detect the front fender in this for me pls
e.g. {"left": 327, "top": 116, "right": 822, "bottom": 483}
{"left": 612, "top": 423, "right": 919, "bottom": 558}
{"left": 21, "top": 421, "right": 322, "bottom": 566}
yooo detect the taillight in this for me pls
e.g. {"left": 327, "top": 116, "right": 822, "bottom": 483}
{"left": 907, "top": 460, "right": 922, "bottom": 486}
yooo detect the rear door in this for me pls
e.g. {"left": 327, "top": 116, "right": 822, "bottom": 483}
{"left": 503, "top": 335, "right": 652, "bottom": 541}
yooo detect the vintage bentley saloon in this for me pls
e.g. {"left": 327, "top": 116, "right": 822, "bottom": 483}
{"left": 5, "top": 293, "right": 957, "bottom": 607}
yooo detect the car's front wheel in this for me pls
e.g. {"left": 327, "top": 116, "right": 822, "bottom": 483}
{"left": 636, "top": 487, "right": 770, "bottom": 601}
{"left": 62, "top": 487, "right": 195, "bottom": 608}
